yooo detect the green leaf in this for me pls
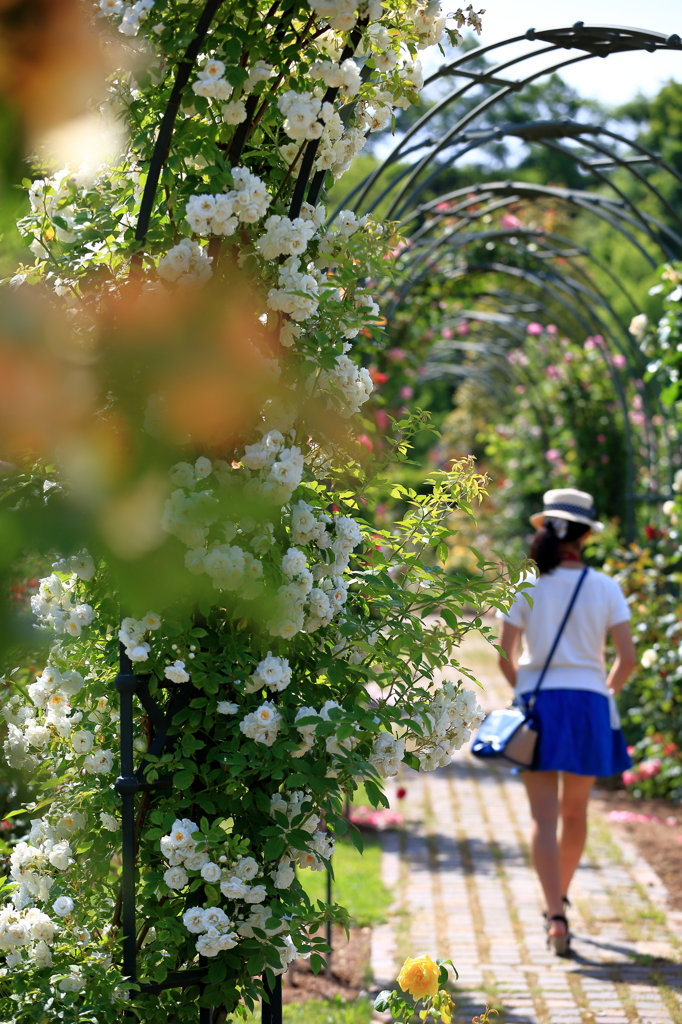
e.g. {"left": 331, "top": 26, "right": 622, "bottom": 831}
{"left": 661, "top": 381, "right": 679, "bottom": 406}
{"left": 153, "top": 962, "right": 168, "bottom": 983}
{"left": 374, "top": 990, "right": 394, "bottom": 1012}
{"left": 348, "top": 827, "right": 364, "bottom": 854}
{"left": 254, "top": 789, "right": 271, "bottom": 813}
{"left": 173, "top": 770, "right": 195, "bottom": 789}
{"left": 440, "top": 607, "right": 459, "bottom": 631}
{"left": 208, "top": 959, "right": 227, "bottom": 983}
{"left": 310, "top": 953, "right": 327, "bottom": 975}
{"left": 364, "top": 779, "right": 389, "bottom": 808}
{"left": 403, "top": 751, "right": 420, "bottom": 770}
{"left": 263, "top": 836, "right": 286, "bottom": 861}
{"left": 223, "top": 38, "right": 242, "bottom": 61}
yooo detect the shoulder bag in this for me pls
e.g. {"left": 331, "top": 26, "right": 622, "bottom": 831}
{"left": 471, "top": 567, "right": 588, "bottom": 770}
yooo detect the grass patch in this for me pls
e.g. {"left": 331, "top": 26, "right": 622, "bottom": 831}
{"left": 242, "top": 996, "right": 373, "bottom": 1023}
{"left": 298, "top": 834, "right": 392, "bottom": 927}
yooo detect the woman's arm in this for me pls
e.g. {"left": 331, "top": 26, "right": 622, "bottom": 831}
{"left": 497, "top": 621, "right": 521, "bottom": 689}
{"left": 606, "top": 620, "right": 637, "bottom": 695}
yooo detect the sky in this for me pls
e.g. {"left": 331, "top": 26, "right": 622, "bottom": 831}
{"left": 475, "top": 0, "right": 681, "bottom": 106}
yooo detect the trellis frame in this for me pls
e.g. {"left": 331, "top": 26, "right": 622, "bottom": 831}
{"left": 338, "top": 22, "right": 682, "bottom": 537}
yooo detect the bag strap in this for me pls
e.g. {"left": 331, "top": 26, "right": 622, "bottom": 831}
{"left": 527, "top": 567, "right": 589, "bottom": 708}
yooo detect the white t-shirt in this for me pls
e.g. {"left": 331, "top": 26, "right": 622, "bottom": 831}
{"left": 497, "top": 567, "right": 631, "bottom": 699}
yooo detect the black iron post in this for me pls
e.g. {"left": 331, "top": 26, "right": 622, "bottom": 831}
{"left": 261, "top": 974, "right": 283, "bottom": 1024}
{"left": 114, "top": 646, "right": 219, "bottom": 1016}
{"left": 326, "top": 866, "right": 332, "bottom": 975}
{"left": 114, "top": 646, "right": 139, "bottom": 986}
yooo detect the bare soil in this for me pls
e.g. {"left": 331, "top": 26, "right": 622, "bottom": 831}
{"left": 592, "top": 789, "right": 682, "bottom": 909}
{"left": 283, "top": 926, "right": 372, "bottom": 1004}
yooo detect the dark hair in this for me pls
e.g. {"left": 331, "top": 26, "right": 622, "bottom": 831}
{"left": 530, "top": 519, "right": 590, "bottom": 575}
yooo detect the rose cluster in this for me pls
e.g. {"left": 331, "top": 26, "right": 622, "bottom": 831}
{"left": 118, "top": 611, "right": 162, "bottom": 663}
{"left": 411, "top": 682, "right": 485, "bottom": 770}
{"left": 30, "top": 575, "right": 94, "bottom": 638}
{"left": 184, "top": 167, "right": 271, "bottom": 237}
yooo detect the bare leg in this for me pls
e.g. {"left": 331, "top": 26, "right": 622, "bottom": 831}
{"left": 522, "top": 770, "right": 565, "bottom": 937}
{"left": 559, "top": 772, "right": 595, "bottom": 900}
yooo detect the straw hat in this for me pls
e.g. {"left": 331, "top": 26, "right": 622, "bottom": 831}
{"left": 530, "top": 487, "right": 604, "bottom": 532}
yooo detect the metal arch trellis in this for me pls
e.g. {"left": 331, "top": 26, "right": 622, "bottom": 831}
{"left": 117, "top": 0, "right": 386, "bottom": 1015}
{"left": 338, "top": 22, "right": 682, "bottom": 536}
{"left": 345, "top": 23, "right": 682, "bottom": 218}
{"left": 114, "top": 644, "right": 286, "bottom": 1024}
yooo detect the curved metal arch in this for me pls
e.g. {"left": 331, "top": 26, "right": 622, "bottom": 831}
{"left": 426, "top": 270, "right": 668, "bottom": 481}
{"left": 405, "top": 201, "right": 642, "bottom": 324}
{"left": 389, "top": 183, "right": 675, "bottom": 471}
{"left": 348, "top": 23, "right": 682, "bottom": 218}
{"left": 349, "top": 22, "right": 681, "bottom": 529}
{"left": 387, "top": 227, "right": 645, "bottom": 357}
{"left": 391, "top": 221, "right": 644, "bottom": 344}
{"left": 394, "top": 250, "right": 632, "bottom": 380}
{"left": 408, "top": 256, "right": 638, "bottom": 522}
{"left": 382, "top": 123, "right": 682, "bottom": 256}
{"left": 402, "top": 181, "right": 663, "bottom": 269}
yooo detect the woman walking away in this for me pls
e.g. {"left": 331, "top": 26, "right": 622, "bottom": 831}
{"left": 497, "top": 488, "right": 636, "bottom": 956}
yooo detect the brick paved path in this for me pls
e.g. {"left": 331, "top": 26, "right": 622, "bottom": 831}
{"left": 371, "top": 635, "right": 682, "bottom": 1024}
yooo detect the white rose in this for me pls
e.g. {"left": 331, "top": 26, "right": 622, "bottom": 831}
{"left": 222, "top": 100, "right": 247, "bottom": 125}
{"left": 216, "top": 701, "right": 239, "bottom": 715}
{"left": 165, "top": 660, "right": 190, "bottom": 684}
{"left": 59, "top": 670, "right": 84, "bottom": 696}
{"left": 25, "top": 908, "right": 59, "bottom": 942}
{"left": 235, "top": 856, "right": 259, "bottom": 880}
{"left": 58, "top": 973, "right": 85, "bottom": 993}
{"left": 629, "top": 313, "right": 648, "bottom": 340}
{"left": 220, "top": 876, "right": 249, "bottom": 899}
{"left": 71, "top": 604, "right": 94, "bottom": 626}
{"left": 202, "top": 906, "right": 230, "bottom": 930}
{"left": 243, "top": 884, "right": 267, "bottom": 903}
{"left": 183, "top": 907, "right": 207, "bottom": 934}
{"left": 271, "top": 862, "right": 295, "bottom": 889}
{"left": 200, "top": 862, "right": 222, "bottom": 883}
{"left": 99, "top": 812, "right": 118, "bottom": 832}
{"left": 72, "top": 731, "right": 94, "bottom": 754}
{"left": 183, "top": 850, "right": 210, "bottom": 871}
{"left": 53, "top": 896, "right": 74, "bottom": 917}
{"left": 48, "top": 842, "right": 73, "bottom": 871}
{"left": 641, "top": 649, "right": 657, "bottom": 669}
{"left": 129, "top": 643, "right": 150, "bottom": 662}
{"left": 164, "top": 866, "right": 189, "bottom": 890}
{"left": 83, "top": 748, "right": 115, "bottom": 774}
{"left": 169, "top": 461, "right": 195, "bottom": 486}
{"left": 195, "top": 933, "right": 221, "bottom": 957}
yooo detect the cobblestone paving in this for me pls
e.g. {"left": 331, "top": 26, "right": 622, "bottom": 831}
{"left": 371, "top": 657, "right": 682, "bottom": 1024}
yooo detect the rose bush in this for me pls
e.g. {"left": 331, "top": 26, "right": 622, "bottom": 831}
{"left": 599, "top": 265, "right": 682, "bottom": 797}
{"left": 0, "top": 2, "right": 532, "bottom": 1022}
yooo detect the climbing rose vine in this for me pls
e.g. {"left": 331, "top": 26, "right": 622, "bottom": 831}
{"left": 0, "top": 1, "right": 524, "bottom": 1021}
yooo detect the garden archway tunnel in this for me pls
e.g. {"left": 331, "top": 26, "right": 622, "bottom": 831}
{"left": 338, "top": 22, "right": 682, "bottom": 538}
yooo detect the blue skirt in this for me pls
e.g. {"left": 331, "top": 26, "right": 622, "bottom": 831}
{"left": 523, "top": 689, "right": 632, "bottom": 777}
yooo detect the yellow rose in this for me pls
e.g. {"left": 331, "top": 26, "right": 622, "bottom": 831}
{"left": 397, "top": 954, "right": 440, "bottom": 1000}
